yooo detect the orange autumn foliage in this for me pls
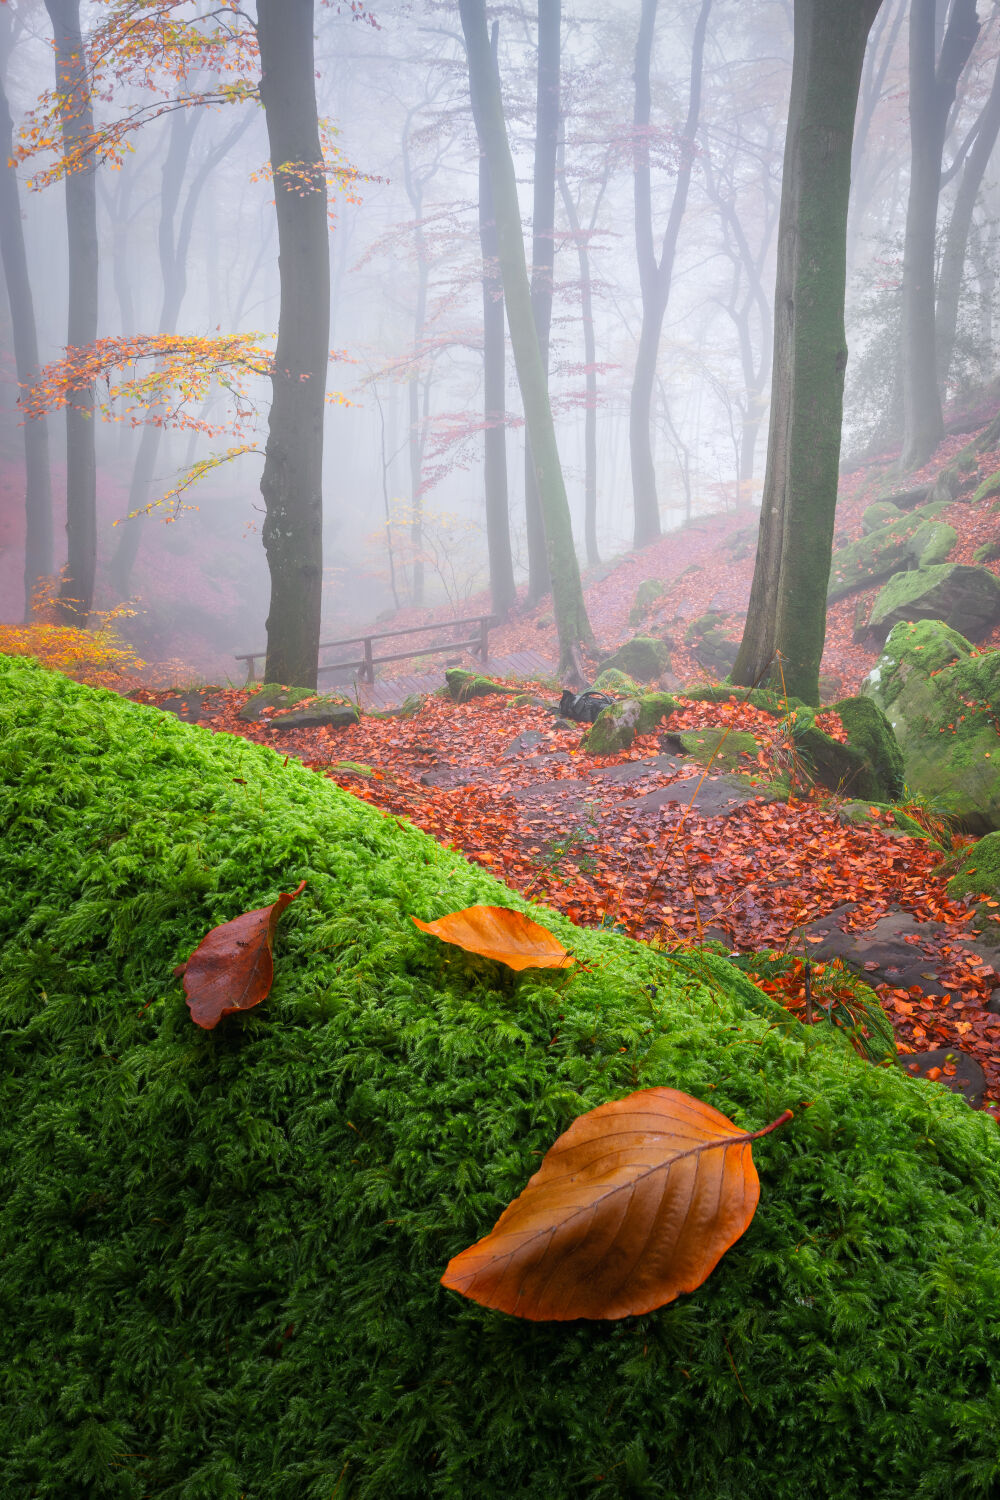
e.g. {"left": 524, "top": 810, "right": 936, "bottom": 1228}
{"left": 442, "top": 1087, "right": 793, "bottom": 1320}
{"left": 0, "top": 580, "right": 144, "bottom": 689}
{"left": 412, "top": 904, "right": 574, "bottom": 971}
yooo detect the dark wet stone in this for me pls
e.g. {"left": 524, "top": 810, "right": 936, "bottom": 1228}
{"left": 633, "top": 774, "right": 786, "bottom": 819}
{"left": 798, "top": 904, "right": 999, "bottom": 994}
{"left": 899, "top": 1048, "right": 987, "bottom": 1108}
{"left": 159, "top": 691, "right": 206, "bottom": 722}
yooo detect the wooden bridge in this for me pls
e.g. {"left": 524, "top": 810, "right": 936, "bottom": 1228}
{"left": 235, "top": 616, "right": 557, "bottom": 710}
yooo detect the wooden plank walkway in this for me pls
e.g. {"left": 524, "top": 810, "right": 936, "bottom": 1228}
{"left": 354, "top": 650, "right": 558, "bottom": 711}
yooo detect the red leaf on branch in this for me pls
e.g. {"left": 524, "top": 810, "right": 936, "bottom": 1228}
{"left": 178, "top": 879, "right": 306, "bottom": 1029}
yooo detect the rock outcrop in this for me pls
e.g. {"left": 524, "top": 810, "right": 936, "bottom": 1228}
{"left": 860, "top": 619, "right": 1000, "bottom": 832}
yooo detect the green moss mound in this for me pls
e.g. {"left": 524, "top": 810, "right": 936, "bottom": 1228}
{"left": 3, "top": 656, "right": 1000, "bottom": 1498}
{"left": 444, "top": 668, "right": 511, "bottom": 702}
{"left": 590, "top": 666, "right": 641, "bottom": 695}
{"left": 595, "top": 634, "right": 670, "bottom": 683}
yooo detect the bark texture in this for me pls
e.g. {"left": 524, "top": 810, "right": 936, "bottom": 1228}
{"left": 257, "top": 0, "right": 329, "bottom": 689}
{"left": 0, "top": 10, "right": 52, "bottom": 617}
{"left": 522, "top": 0, "right": 559, "bottom": 605}
{"left": 629, "top": 0, "right": 711, "bottom": 548}
{"left": 44, "top": 0, "right": 98, "bottom": 623}
{"left": 478, "top": 21, "right": 516, "bottom": 621}
{"left": 899, "top": 0, "right": 979, "bottom": 473}
{"left": 731, "top": 0, "right": 883, "bottom": 706}
{"left": 459, "top": 0, "right": 592, "bottom": 681}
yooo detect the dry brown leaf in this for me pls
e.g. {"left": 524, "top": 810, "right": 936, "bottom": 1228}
{"left": 178, "top": 879, "right": 306, "bottom": 1029}
{"left": 412, "top": 904, "right": 574, "bottom": 971}
{"left": 441, "top": 1087, "right": 792, "bottom": 1320}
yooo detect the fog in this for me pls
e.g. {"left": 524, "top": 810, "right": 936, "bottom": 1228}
{"left": 0, "top": 0, "right": 997, "bottom": 680}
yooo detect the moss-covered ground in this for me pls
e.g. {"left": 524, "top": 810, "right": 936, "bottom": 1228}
{"left": 3, "top": 655, "right": 1000, "bottom": 1498}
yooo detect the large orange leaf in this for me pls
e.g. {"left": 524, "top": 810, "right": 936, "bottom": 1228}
{"left": 177, "top": 879, "right": 306, "bottom": 1030}
{"left": 441, "top": 1087, "right": 792, "bottom": 1320}
{"left": 412, "top": 905, "right": 574, "bottom": 971}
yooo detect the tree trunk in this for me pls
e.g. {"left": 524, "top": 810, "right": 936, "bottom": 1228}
{"left": 459, "top": 0, "right": 592, "bottom": 682}
{"left": 0, "top": 10, "right": 52, "bottom": 618}
{"left": 935, "top": 50, "right": 1000, "bottom": 392}
{"left": 44, "top": 0, "right": 98, "bottom": 624}
{"left": 257, "top": 0, "right": 329, "bottom": 689}
{"left": 478, "top": 21, "right": 516, "bottom": 621}
{"left": 523, "top": 0, "right": 559, "bottom": 605}
{"left": 629, "top": 0, "right": 712, "bottom": 549}
{"left": 899, "top": 0, "right": 979, "bottom": 473}
{"left": 731, "top": 0, "right": 883, "bottom": 707}
{"left": 556, "top": 162, "right": 603, "bottom": 566}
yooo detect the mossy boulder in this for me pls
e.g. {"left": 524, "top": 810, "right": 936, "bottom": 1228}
{"left": 861, "top": 499, "right": 903, "bottom": 534}
{"left": 628, "top": 578, "right": 666, "bottom": 626}
{"left": 445, "top": 668, "right": 511, "bottom": 702}
{"left": 581, "top": 692, "right": 679, "bottom": 755}
{"left": 271, "top": 695, "right": 360, "bottom": 730}
{"left": 867, "top": 563, "right": 1000, "bottom": 644}
{"left": 238, "top": 683, "right": 316, "bottom": 721}
{"left": 679, "top": 687, "right": 904, "bottom": 801}
{"left": 947, "top": 832, "right": 1000, "bottom": 920}
{"left": 972, "top": 538, "right": 1000, "bottom": 565}
{"left": 826, "top": 504, "right": 953, "bottom": 602}
{"left": 591, "top": 667, "right": 641, "bottom": 695}
{"left": 3, "top": 655, "right": 1000, "bottom": 1496}
{"left": 596, "top": 634, "right": 671, "bottom": 683}
{"left": 861, "top": 620, "right": 1000, "bottom": 832}
{"left": 683, "top": 611, "right": 740, "bottom": 679}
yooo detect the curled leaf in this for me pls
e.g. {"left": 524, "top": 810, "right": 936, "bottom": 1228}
{"left": 179, "top": 879, "right": 306, "bottom": 1029}
{"left": 412, "top": 905, "right": 573, "bottom": 971}
{"left": 442, "top": 1087, "right": 792, "bottom": 1320}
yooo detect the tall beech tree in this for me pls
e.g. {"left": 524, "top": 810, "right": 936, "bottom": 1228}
{"left": 459, "top": 0, "right": 592, "bottom": 680}
{"left": 935, "top": 46, "right": 1000, "bottom": 392}
{"left": 478, "top": 20, "right": 516, "bottom": 621}
{"left": 0, "top": 5, "right": 52, "bottom": 617}
{"left": 731, "top": 0, "right": 883, "bottom": 706}
{"left": 257, "top": 0, "right": 329, "bottom": 689}
{"left": 44, "top": 0, "right": 99, "bottom": 623}
{"left": 899, "top": 0, "right": 979, "bottom": 472}
{"left": 630, "top": 0, "right": 712, "bottom": 549}
{"left": 522, "top": 0, "right": 560, "bottom": 606}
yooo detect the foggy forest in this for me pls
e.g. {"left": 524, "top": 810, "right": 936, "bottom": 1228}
{"left": 4, "top": 2, "right": 1000, "bottom": 1496}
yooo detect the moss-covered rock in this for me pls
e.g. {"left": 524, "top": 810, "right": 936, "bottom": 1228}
{"left": 238, "top": 683, "right": 317, "bottom": 721}
{"left": 972, "top": 537, "right": 1000, "bottom": 565}
{"left": 861, "top": 499, "right": 903, "bottom": 534}
{"left": 591, "top": 667, "right": 641, "bottom": 695}
{"left": 679, "top": 687, "right": 904, "bottom": 801}
{"left": 826, "top": 503, "right": 953, "bottom": 602}
{"left": 3, "top": 655, "right": 1000, "bottom": 1496}
{"left": 947, "top": 831, "right": 1000, "bottom": 911}
{"left": 595, "top": 634, "right": 671, "bottom": 683}
{"left": 834, "top": 801, "right": 929, "bottom": 838}
{"left": 445, "top": 668, "right": 512, "bottom": 702}
{"left": 581, "top": 692, "right": 678, "bottom": 754}
{"left": 272, "top": 696, "right": 360, "bottom": 730}
{"left": 867, "top": 562, "right": 1000, "bottom": 644}
{"left": 683, "top": 611, "right": 740, "bottom": 679}
{"left": 861, "top": 620, "right": 1000, "bottom": 832}
{"left": 628, "top": 578, "right": 666, "bottom": 626}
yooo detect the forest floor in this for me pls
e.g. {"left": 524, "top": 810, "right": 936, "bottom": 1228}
{"left": 120, "top": 421, "right": 1000, "bottom": 1110}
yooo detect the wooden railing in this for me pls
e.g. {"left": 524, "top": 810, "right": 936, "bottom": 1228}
{"left": 235, "top": 614, "right": 493, "bottom": 685}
